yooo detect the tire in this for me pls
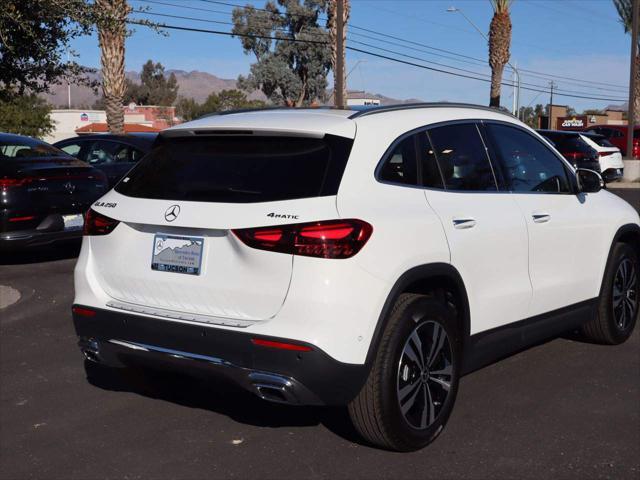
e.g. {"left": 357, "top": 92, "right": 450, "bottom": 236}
{"left": 348, "top": 293, "right": 461, "bottom": 451}
{"left": 582, "top": 242, "right": 639, "bottom": 345}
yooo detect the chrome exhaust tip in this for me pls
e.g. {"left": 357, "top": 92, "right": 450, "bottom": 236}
{"left": 79, "top": 337, "right": 101, "bottom": 363}
{"left": 249, "top": 372, "right": 298, "bottom": 404}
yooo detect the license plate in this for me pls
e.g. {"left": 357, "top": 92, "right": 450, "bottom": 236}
{"left": 151, "top": 234, "right": 204, "bottom": 275}
{"left": 62, "top": 214, "right": 84, "bottom": 231}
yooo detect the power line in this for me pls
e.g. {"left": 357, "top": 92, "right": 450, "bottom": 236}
{"left": 132, "top": 10, "right": 627, "bottom": 99}
{"left": 346, "top": 37, "right": 627, "bottom": 100}
{"left": 126, "top": 19, "right": 627, "bottom": 103}
{"left": 132, "top": 0, "right": 629, "bottom": 91}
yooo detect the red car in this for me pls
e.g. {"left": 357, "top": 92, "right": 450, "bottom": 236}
{"left": 584, "top": 124, "right": 639, "bottom": 158}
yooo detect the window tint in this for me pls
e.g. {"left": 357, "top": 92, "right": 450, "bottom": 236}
{"left": 427, "top": 123, "right": 497, "bottom": 191}
{"left": 486, "top": 124, "right": 571, "bottom": 194}
{"left": 584, "top": 135, "right": 615, "bottom": 148}
{"left": 87, "top": 140, "right": 133, "bottom": 165}
{"left": 116, "top": 134, "right": 353, "bottom": 203}
{"left": 379, "top": 135, "right": 418, "bottom": 186}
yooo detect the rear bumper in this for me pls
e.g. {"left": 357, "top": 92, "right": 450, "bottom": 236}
{"left": 72, "top": 306, "right": 368, "bottom": 406}
{"left": 0, "top": 228, "right": 82, "bottom": 250}
{"left": 0, "top": 212, "right": 84, "bottom": 250}
{"left": 602, "top": 167, "right": 624, "bottom": 182}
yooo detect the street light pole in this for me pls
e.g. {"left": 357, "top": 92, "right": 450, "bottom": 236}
{"left": 447, "top": 6, "right": 520, "bottom": 119}
{"left": 627, "top": 0, "right": 639, "bottom": 158}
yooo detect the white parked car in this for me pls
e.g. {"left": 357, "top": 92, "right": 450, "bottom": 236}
{"left": 73, "top": 104, "right": 640, "bottom": 451}
{"left": 581, "top": 132, "right": 625, "bottom": 181}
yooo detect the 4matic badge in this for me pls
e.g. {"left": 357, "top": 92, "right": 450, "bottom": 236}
{"left": 267, "top": 212, "right": 299, "bottom": 220}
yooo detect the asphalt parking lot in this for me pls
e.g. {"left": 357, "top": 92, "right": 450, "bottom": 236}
{"left": 1, "top": 189, "right": 638, "bottom": 480}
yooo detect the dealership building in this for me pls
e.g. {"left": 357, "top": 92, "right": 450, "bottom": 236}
{"left": 543, "top": 105, "right": 626, "bottom": 131}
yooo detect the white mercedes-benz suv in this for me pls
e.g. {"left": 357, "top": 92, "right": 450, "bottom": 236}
{"left": 73, "top": 104, "right": 639, "bottom": 451}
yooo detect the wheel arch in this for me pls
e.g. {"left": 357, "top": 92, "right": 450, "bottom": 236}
{"left": 600, "top": 223, "right": 640, "bottom": 296}
{"left": 365, "top": 263, "right": 471, "bottom": 367}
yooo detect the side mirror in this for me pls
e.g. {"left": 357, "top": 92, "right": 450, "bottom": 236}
{"left": 576, "top": 168, "right": 604, "bottom": 193}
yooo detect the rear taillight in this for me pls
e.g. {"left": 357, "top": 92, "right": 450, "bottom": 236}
{"left": 0, "top": 177, "right": 32, "bottom": 188}
{"left": 233, "top": 219, "right": 373, "bottom": 259}
{"left": 8, "top": 215, "right": 36, "bottom": 222}
{"left": 83, "top": 209, "right": 120, "bottom": 236}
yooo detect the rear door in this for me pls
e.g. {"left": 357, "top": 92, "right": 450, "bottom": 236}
{"left": 421, "top": 122, "right": 532, "bottom": 334}
{"left": 89, "top": 133, "right": 353, "bottom": 321}
{"left": 483, "top": 122, "right": 607, "bottom": 317}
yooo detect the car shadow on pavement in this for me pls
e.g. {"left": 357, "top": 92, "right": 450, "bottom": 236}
{"left": 85, "top": 361, "right": 364, "bottom": 445}
{"left": 0, "top": 241, "right": 81, "bottom": 265}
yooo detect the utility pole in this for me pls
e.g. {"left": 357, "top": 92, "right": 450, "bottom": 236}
{"left": 627, "top": 0, "right": 639, "bottom": 158}
{"left": 548, "top": 81, "right": 555, "bottom": 129}
{"left": 335, "top": 0, "right": 346, "bottom": 109}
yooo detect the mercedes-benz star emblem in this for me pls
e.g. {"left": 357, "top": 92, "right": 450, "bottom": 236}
{"left": 64, "top": 181, "right": 75, "bottom": 194}
{"left": 164, "top": 205, "right": 180, "bottom": 222}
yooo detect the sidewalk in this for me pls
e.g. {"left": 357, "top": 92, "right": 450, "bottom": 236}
{"left": 609, "top": 181, "right": 640, "bottom": 189}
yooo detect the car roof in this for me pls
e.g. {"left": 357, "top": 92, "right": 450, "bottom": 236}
{"left": 0, "top": 132, "right": 53, "bottom": 145}
{"left": 165, "top": 103, "right": 517, "bottom": 139}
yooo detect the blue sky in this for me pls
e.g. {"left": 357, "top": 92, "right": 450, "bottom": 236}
{"left": 70, "top": 0, "right": 632, "bottom": 112}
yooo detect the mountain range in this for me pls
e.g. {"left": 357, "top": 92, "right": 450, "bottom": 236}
{"left": 42, "top": 68, "right": 420, "bottom": 108}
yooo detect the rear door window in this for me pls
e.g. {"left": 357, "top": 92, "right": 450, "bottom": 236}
{"left": 116, "top": 134, "right": 353, "bottom": 203}
{"left": 378, "top": 135, "right": 419, "bottom": 186}
{"left": 427, "top": 123, "right": 498, "bottom": 191}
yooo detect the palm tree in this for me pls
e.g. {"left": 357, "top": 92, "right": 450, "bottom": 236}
{"left": 327, "top": 0, "right": 350, "bottom": 107}
{"left": 488, "top": 0, "right": 513, "bottom": 108}
{"left": 95, "top": 0, "right": 131, "bottom": 134}
{"left": 613, "top": 0, "right": 639, "bottom": 124}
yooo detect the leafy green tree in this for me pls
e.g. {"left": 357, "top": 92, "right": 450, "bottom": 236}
{"left": 0, "top": 1, "right": 95, "bottom": 100}
{"left": 175, "top": 96, "right": 202, "bottom": 122}
{"left": 0, "top": 95, "right": 53, "bottom": 138}
{"left": 232, "top": 0, "right": 331, "bottom": 106}
{"left": 175, "top": 90, "right": 266, "bottom": 121}
{"left": 565, "top": 106, "right": 577, "bottom": 116}
{"left": 518, "top": 106, "right": 536, "bottom": 128}
{"left": 125, "top": 60, "right": 179, "bottom": 106}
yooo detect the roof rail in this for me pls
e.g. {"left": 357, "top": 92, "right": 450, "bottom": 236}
{"left": 348, "top": 102, "right": 516, "bottom": 119}
{"left": 197, "top": 106, "right": 291, "bottom": 119}
{"left": 195, "top": 105, "right": 352, "bottom": 120}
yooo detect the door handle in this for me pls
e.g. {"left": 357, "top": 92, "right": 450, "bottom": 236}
{"left": 452, "top": 218, "right": 476, "bottom": 229}
{"left": 532, "top": 213, "right": 551, "bottom": 223}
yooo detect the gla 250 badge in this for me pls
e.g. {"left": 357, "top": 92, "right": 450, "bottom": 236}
{"left": 94, "top": 201, "right": 117, "bottom": 208}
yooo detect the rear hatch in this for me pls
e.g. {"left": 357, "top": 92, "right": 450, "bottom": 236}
{"left": 89, "top": 131, "right": 354, "bottom": 322}
{"left": 580, "top": 134, "right": 624, "bottom": 169}
{"left": 1, "top": 156, "right": 108, "bottom": 232}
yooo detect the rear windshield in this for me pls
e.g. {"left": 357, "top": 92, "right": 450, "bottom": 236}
{"left": 584, "top": 135, "right": 615, "bottom": 148}
{"left": 542, "top": 134, "right": 592, "bottom": 154}
{"left": 0, "top": 139, "right": 66, "bottom": 158}
{"left": 115, "top": 134, "right": 353, "bottom": 203}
